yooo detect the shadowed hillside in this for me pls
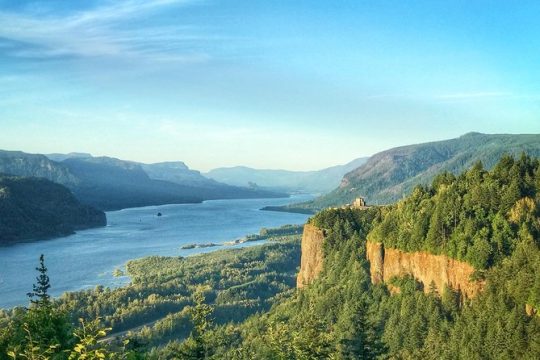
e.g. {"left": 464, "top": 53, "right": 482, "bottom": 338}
{"left": 0, "top": 151, "right": 286, "bottom": 211}
{"left": 0, "top": 175, "right": 106, "bottom": 244}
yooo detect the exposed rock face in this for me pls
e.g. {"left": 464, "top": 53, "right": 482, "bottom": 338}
{"left": 297, "top": 224, "right": 326, "bottom": 288}
{"left": 525, "top": 304, "right": 538, "bottom": 317}
{"left": 0, "top": 150, "right": 78, "bottom": 186}
{"left": 366, "top": 241, "right": 483, "bottom": 299}
{"left": 296, "top": 226, "right": 484, "bottom": 298}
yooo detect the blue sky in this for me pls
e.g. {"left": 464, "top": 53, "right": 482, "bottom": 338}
{"left": 0, "top": 0, "right": 539, "bottom": 171}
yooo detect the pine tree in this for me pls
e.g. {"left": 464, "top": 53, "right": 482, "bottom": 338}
{"left": 27, "top": 254, "right": 51, "bottom": 307}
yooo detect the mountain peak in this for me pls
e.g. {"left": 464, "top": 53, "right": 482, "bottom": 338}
{"left": 147, "top": 161, "right": 189, "bottom": 170}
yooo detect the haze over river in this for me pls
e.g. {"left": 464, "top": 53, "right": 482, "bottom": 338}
{"left": 0, "top": 195, "right": 312, "bottom": 309}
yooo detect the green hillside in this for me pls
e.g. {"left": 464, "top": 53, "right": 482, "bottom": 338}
{"left": 0, "top": 175, "right": 106, "bottom": 244}
{"left": 368, "top": 153, "right": 540, "bottom": 269}
{"left": 187, "top": 154, "right": 539, "bottom": 359}
{"left": 302, "top": 133, "right": 540, "bottom": 210}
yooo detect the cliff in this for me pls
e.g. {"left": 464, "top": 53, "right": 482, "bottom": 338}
{"left": 366, "top": 241, "right": 483, "bottom": 299}
{"left": 1, "top": 150, "right": 286, "bottom": 211}
{"left": 0, "top": 150, "right": 79, "bottom": 186}
{"left": 296, "top": 225, "right": 484, "bottom": 299}
{"left": 296, "top": 224, "right": 326, "bottom": 288}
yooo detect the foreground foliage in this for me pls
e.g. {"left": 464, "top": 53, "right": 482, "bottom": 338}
{"left": 0, "top": 234, "right": 301, "bottom": 359}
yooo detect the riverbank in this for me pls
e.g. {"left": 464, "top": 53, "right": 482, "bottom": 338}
{"left": 0, "top": 195, "right": 312, "bottom": 309}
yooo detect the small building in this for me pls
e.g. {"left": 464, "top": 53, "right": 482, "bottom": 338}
{"left": 351, "top": 197, "right": 366, "bottom": 208}
{"left": 348, "top": 197, "right": 370, "bottom": 210}
{"left": 330, "top": 197, "right": 370, "bottom": 211}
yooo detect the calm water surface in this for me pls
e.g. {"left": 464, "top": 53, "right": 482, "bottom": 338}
{"left": 0, "top": 195, "right": 312, "bottom": 309}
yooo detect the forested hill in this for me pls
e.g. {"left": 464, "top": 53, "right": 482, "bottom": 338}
{"left": 0, "top": 175, "right": 106, "bottom": 244}
{"left": 195, "top": 154, "right": 538, "bottom": 359}
{"left": 368, "top": 153, "right": 540, "bottom": 270}
{"left": 301, "top": 132, "right": 540, "bottom": 210}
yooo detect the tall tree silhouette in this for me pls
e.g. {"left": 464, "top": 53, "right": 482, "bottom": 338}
{"left": 27, "top": 254, "right": 51, "bottom": 306}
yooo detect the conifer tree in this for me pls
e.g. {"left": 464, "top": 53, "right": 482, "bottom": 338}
{"left": 27, "top": 254, "right": 51, "bottom": 306}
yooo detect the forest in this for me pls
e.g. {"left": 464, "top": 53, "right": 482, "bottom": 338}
{"left": 0, "top": 154, "right": 539, "bottom": 359}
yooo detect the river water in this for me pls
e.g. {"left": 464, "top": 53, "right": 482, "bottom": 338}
{"left": 0, "top": 195, "right": 312, "bottom": 309}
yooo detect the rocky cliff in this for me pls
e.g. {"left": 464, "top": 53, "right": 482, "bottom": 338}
{"left": 297, "top": 224, "right": 484, "bottom": 299}
{"left": 366, "top": 241, "right": 483, "bottom": 299}
{"left": 296, "top": 224, "right": 326, "bottom": 288}
{"left": 0, "top": 150, "right": 79, "bottom": 186}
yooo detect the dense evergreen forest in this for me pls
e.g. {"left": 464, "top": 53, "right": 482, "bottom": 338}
{"left": 368, "top": 153, "right": 540, "bottom": 271}
{"left": 0, "top": 154, "right": 539, "bottom": 359}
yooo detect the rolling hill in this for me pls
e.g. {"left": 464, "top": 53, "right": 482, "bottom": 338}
{"left": 289, "top": 132, "right": 540, "bottom": 210}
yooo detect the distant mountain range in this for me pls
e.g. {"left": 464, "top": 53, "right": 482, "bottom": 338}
{"left": 205, "top": 157, "right": 368, "bottom": 194}
{"left": 283, "top": 132, "right": 540, "bottom": 211}
{"left": 5, "top": 132, "right": 537, "bottom": 217}
{"left": 0, "top": 151, "right": 286, "bottom": 211}
{"left": 0, "top": 175, "right": 106, "bottom": 244}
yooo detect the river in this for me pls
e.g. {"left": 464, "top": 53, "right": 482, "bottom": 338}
{"left": 0, "top": 195, "right": 312, "bottom": 309}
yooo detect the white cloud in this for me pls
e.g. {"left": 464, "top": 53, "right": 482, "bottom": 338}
{"left": 434, "top": 92, "right": 512, "bottom": 100}
{"left": 0, "top": 0, "right": 211, "bottom": 61}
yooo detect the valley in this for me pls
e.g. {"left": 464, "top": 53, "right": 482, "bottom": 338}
{"left": 1, "top": 153, "right": 538, "bottom": 359}
{"left": 0, "top": 195, "right": 311, "bottom": 309}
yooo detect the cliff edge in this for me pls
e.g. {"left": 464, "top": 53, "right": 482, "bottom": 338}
{"left": 296, "top": 224, "right": 325, "bottom": 288}
{"left": 296, "top": 224, "right": 484, "bottom": 300}
{"left": 366, "top": 241, "right": 483, "bottom": 299}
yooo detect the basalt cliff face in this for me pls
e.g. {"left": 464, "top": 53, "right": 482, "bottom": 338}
{"left": 296, "top": 224, "right": 326, "bottom": 288}
{"left": 297, "top": 225, "right": 483, "bottom": 299}
{"left": 366, "top": 241, "right": 483, "bottom": 299}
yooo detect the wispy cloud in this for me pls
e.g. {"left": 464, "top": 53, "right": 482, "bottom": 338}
{"left": 0, "top": 0, "right": 213, "bottom": 62}
{"left": 362, "top": 91, "right": 540, "bottom": 103}
{"left": 434, "top": 92, "right": 512, "bottom": 100}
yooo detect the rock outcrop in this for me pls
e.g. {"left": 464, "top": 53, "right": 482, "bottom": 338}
{"left": 296, "top": 224, "right": 484, "bottom": 299}
{"left": 525, "top": 304, "right": 538, "bottom": 317}
{"left": 296, "top": 224, "right": 326, "bottom": 288}
{"left": 366, "top": 241, "right": 483, "bottom": 299}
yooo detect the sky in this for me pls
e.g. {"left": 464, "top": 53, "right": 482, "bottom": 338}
{"left": 0, "top": 0, "right": 539, "bottom": 171}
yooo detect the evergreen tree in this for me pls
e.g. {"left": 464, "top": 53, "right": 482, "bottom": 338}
{"left": 27, "top": 254, "right": 51, "bottom": 306}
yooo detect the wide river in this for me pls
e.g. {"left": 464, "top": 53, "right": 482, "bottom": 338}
{"left": 0, "top": 195, "right": 312, "bottom": 309}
